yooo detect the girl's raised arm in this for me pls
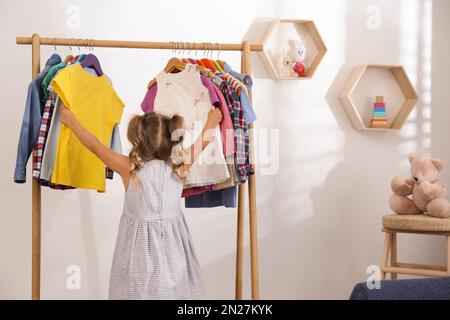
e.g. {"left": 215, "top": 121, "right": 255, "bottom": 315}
{"left": 60, "top": 106, "right": 131, "bottom": 188}
{"left": 177, "top": 108, "right": 222, "bottom": 177}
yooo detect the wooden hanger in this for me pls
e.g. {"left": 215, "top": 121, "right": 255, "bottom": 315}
{"left": 147, "top": 57, "right": 212, "bottom": 88}
{"left": 164, "top": 57, "right": 186, "bottom": 73}
{"left": 147, "top": 57, "right": 184, "bottom": 88}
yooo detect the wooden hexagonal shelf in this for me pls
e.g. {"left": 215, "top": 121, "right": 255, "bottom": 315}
{"left": 260, "top": 19, "right": 327, "bottom": 80}
{"left": 339, "top": 64, "right": 419, "bottom": 131}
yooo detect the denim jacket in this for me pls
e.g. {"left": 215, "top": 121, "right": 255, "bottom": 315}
{"left": 14, "top": 54, "right": 62, "bottom": 183}
{"left": 222, "top": 61, "right": 257, "bottom": 124}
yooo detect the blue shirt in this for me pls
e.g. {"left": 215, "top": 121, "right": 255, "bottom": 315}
{"left": 14, "top": 54, "right": 62, "bottom": 183}
{"left": 222, "top": 62, "right": 257, "bottom": 124}
{"left": 185, "top": 187, "right": 237, "bottom": 209}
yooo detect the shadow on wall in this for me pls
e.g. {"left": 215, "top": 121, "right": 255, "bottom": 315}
{"left": 202, "top": 0, "right": 443, "bottom": 300}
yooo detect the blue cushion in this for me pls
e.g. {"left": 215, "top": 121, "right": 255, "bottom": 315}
{"left": 350, "top": 278, "right": 450, "bottom": 300}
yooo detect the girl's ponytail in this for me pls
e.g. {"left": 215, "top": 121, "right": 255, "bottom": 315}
{"left": 168, "top": 115, "right": 185, "bottom": 144}
{"left": 168, "top": 115, "right": 189, "bottom": 178}
{"left": 125, "top": 112, "right": 188, "bottom": 180}
{"left": 127, "top": 114, "right": 145, "bottom": 175}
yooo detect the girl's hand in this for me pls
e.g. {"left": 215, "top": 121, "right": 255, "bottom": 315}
{"left": 60, "top": 106, "right": 77, "bottom": 128}
{"left": 206, "top": 108, "right": 222, "bottom": 128}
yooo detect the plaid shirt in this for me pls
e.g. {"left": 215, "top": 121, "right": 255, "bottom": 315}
{"left": 32, "top": 92, "right": 56, "bottom": 179}
{"left": 214, "top": 79, "right": 253, "bottom": 180}
{"left": 32, "top": 92, "right": 114, "bottom": 189}
{"left": 222, "top": 77, "right": 253, "bottom": 178}
{"left": 222, "top": 73, "right": 242, "bottom": 96}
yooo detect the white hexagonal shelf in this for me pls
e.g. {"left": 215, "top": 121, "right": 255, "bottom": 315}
{"left": 260, "top": 19, "right": 327, "bottom": 80}
{"left": 339, "top": 64, "right": 419, "bottom": 131}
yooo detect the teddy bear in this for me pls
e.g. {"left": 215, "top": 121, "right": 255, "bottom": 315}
{"left": 279, "top": 53, "right": 293, "bottom": 77}
{"left": 389, "top": 154, "right": 450, "bottom": 218}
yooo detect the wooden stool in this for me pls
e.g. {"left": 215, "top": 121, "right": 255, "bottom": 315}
{"left": 381, "top": 214, "right": 450, "bottom": 280}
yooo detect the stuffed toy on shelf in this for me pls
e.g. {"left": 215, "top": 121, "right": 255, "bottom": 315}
{"left": 390, "top": 154, "right": 450, "bottom": 218}
{"left": 279, "top": 53, "right": 293, "bottom": 77}
{"left": 279, "top": 39, "right": 307, "bottom": 77}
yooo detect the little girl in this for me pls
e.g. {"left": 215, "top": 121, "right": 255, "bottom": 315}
{"left": 61, "top": 106, "right": 222, "bottom": 300}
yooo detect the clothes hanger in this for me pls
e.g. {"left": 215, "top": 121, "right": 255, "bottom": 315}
{"left": 61, "top": 39, "right": 74, "bottom": 64}
{"left": 195, "top": 43, "right": 206, "bottom": 67}
{"left": 200, "top": 43, "right": 217, "bottom": 72}
{"left": 188, "top": 43, "right": 198, "bottom": 64}
{"left": 80, "top": 39, "right": 104, "bottom": 76}
{"left": 147, "top": 42, "right": 213, "bottom": 89}
{"left": 180, "top": 43, "right": 190, "bottom": 64}
{"left": 181, "top": 43, "right": 213, "bottom": 76}
{"left": 164, "top": 42, "right": 187, "bottom": 73}
{"left": 69, "top": 40, "right": 82, "bottom": 63}
{"left": 212, "top": 43, "right": 225, "bottom": 73}
{"left": 183, "top": 42, "right": 198, "bottom": 64}
{"left": 147, "top": 42, "right": 185, "bottom": 88}
{"left": 49, "top": 39, "right": 62, "bottom": 62}
{"left": 74, "top": 40, "right": 86, "bottom": 63}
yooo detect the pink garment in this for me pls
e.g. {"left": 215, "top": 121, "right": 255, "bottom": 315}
{"left": 141, "top": 75, "right": 235, "bottom": 156}
{"left": 141, "top": 84, "right": 158, "bottom": 113}
{"left": 212, "top": 84, "right": 235, "bottom": 156}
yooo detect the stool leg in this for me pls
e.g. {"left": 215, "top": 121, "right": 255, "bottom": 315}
{"left": 381, "top": 232, "right": 391, "bottom": 281}
{"left": 447, "top": 236, "right": 450, "bottom": 276}
{"left": 390, "top": 233, "right": 398, "bottom": 280}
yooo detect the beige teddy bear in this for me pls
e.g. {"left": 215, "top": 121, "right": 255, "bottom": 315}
{"left": 390, "top": 154, "right": 450, "bottom": 218}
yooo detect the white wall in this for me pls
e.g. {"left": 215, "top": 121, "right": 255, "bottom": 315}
{"left": 1, "top": 0, "right": 449, "bottom": 299}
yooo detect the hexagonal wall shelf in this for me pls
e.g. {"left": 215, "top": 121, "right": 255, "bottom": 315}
{"left": 339, "top": 64, "right": 419, "bottom": 131}
{"left": 260, "top": 19, "right": 327, "bottom": 80}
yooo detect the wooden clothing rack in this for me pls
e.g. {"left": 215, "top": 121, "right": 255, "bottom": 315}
{"left": 16, "top": 34, "right": 263, "bottom": 300}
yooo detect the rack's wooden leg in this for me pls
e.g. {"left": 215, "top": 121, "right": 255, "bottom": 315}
{"left": 381, "top": 232, "right": 391, "bottom": 281}
{"left": 390, "top": 233, "right": 398, "bottom": 280}
{"left": 235, "top": 185, "right": 245, "bottom": 300}
{"left": 447, "top": 236, "right": 450, "bottom": 276}
{"left": 247, "top": 166, "right": 259, "bottom": 299}
{"left": 31, "top": 33, "right": 41, "bottom": 301}
{"left": 241, "top": 41, "right": 260, "bottom": 300}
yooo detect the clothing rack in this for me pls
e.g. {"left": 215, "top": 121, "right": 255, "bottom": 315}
{"left": 16, "top": 34, "right": 263, "bottom": 300}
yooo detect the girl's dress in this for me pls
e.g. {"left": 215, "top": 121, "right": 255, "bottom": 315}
{"left": 109, "top": 160, "right": 203, "bottom": 299}
{"left": 153, "top": 64, "right": 230, "bottom": 187}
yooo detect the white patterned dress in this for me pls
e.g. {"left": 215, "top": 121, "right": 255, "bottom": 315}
{"left": 153, "top": 64, "right": 230, "bottom": 187}
{"left": 109, "top": 160, "right": 203, "bottom": 299}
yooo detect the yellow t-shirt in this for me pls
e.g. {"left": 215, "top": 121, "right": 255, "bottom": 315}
{"left": 50, "top": 64, "right": 124, "bottom": 192}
